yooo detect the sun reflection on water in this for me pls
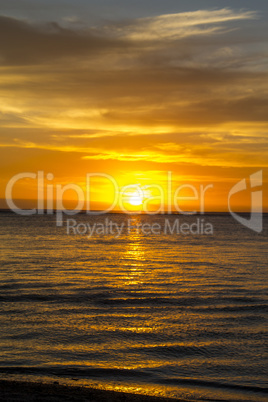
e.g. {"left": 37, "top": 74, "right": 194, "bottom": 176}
{"left": 122, "top": 216, "right": 146, "bottom": 285}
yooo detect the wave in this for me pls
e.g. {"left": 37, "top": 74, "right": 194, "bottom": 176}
{"left": 0, "top": 366, "right": 267, "bottom": 395}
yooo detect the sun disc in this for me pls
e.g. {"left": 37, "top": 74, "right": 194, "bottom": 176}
{"left": 129, "top": 195, "right": 143, "bottom": 206}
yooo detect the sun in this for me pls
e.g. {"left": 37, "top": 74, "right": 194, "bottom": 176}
{"left": 128, "top": 192, "right": 144, "bottom": 206}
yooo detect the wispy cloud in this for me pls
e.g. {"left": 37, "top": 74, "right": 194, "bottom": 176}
{"left": 110, "top": 8, "right": 258, "bottom": 40}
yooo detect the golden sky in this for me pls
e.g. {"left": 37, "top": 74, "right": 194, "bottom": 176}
{"left": 0, "top": 4, "right": 267, "bottom": 212}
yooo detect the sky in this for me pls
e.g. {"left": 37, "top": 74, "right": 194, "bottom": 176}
{"left": 0, "top": 0, "right": 267, "bottom": 212}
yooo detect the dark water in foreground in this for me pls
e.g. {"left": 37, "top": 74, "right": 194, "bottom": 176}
{"left": 0, "top": 213, "right": 267, "bottom": 401}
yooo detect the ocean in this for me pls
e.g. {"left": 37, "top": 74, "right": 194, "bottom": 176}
{"left": 0, "top": 212, "right": 267, "bottom": 401}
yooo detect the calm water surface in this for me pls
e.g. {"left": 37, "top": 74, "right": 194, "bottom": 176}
{"left": 0, "top": 213, "right": 267, "bottom": 401}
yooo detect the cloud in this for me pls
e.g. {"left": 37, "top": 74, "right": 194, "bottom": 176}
{"left": 112, "top": 8, "right": 257, "bottom": 41}
{"left": 0, "top": 9, "right": 260, "bottom": 67}
{"left": 0, "top": 15, "right": 127, "bottom": 65}
{"left": 0, "top": 8, "right": 267, "bottom": 174}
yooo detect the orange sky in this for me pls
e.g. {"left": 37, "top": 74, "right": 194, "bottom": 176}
{"left": 0, "top": 7, "right": 267, "bottom": 212}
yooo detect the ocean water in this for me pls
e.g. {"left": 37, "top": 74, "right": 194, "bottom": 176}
{"left": 0, "top": 212, "right": 267, "bottom": 401}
